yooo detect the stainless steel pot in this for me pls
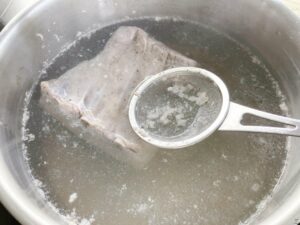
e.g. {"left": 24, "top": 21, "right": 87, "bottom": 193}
{"left": 0, "top": 0, "right": 300, "bottom": 224}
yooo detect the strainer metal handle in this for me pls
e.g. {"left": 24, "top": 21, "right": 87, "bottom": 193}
{"left": 219, "top": 102, "right": 300, "bottom": 136}
{"left": 129, "top": 67, "right": 300, "bottom": 149}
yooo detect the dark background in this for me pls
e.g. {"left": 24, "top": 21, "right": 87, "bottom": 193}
{"left": 0, "top": 203, "right": 20, "bottom": 224}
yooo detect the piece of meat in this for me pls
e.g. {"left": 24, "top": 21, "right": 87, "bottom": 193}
{"left": 40, "top": 26, "right": 198, "bottom": 167}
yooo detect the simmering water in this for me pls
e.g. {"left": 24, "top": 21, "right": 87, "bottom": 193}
{"left": 23, "top": 18, "right": 288, "bottom": 225}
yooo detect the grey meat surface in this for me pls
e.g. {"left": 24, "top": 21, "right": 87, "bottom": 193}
{"left": 40, "top": 26, "right": 198, "bottom": 167}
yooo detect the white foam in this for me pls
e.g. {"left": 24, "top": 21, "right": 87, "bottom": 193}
{"left": 167, "top": 84, "right": 208, "bottom": 106}
{"left": 119, "top": 184, "right": 127, "bottom": 195}
{"left": 36, "top": 33, "right": 44, "bottom": 41}
{"left": 69, "top": 193, "right": 78, "bottom": 203}
{"left": 21, "top": 81, "right": 95, "bottom": 225}
{"left": 251, "top": 183, "right": 260, "bottom": 192}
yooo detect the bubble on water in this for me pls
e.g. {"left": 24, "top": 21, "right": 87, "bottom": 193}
{"left": 251, "top": 183, "right": 261, "bottom": 192}
{"left": 69, "top": 193, "right": 78, "bottom": 204}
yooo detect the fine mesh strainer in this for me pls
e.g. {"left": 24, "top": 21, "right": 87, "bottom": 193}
{"left": 128, "top": 67, "right": 300, "bottom": 149}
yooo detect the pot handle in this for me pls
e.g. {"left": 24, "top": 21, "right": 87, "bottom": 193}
{"left": 219, "top": 102, "right": 300, "bottom": 136}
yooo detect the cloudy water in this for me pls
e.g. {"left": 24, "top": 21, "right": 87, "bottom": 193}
{"left": 23, "top": 18, "right": 287, "bottom": 225}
